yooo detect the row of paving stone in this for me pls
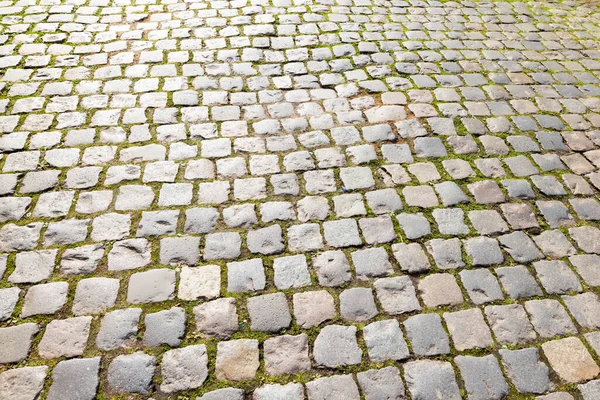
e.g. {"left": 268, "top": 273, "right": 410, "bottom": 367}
{"left": 4, "top": 304, "right": 600, "bottom": 398}
{"left": 4, "top": 355, "right": 600, "bottom": 400}
{"left": 3, "top": 228, "right": 600, "bottom": 305}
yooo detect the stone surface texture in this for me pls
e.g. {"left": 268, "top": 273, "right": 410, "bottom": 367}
{"left": 1, "top": 0, "right": 600, "bottom": 397}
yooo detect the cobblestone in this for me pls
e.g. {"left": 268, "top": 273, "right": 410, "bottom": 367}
{"left": 2, "top": 0, "right": 600, "bottom": 397}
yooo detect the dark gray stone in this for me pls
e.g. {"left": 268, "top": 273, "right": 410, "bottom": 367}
{"left": 143, "top": 307, "right": 186, "bottom": 347}
{"left": 47, "top": 357, "right": 100, "bottom": 400}
{"left": 340, "top": 287, "right": 378, "bottom": 322}
{"left": 404, "top": 360, "right": 460, "bottom": 400}
{"left": 96, "top": 308, "right": 141, "bottom": 351}
{"left": 500, "top": 348, "right": 550, "bottom": 394}
{"left": 455, "top": 355, "right": 509, "bottom": 400}
{"left": 247, "top": 292, "right": 291, "bottom": 332}
{"left": 107, "top": 352, "right": 155, "bottom": 395}
{"left": 404, "top": 313, "right": 449, "bottom": 356}
{"left": 496, "top": 265, "right": 543, "bottom": 299}
{"left": 525, "top": 299, "right": 577, "bottom": 338}
{"left": 459, "top": 269, "right": 503, "bottom": 304}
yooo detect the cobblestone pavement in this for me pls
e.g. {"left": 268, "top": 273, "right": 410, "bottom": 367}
{"left": 4, "top": 0, "right": 600, "bottom": 398}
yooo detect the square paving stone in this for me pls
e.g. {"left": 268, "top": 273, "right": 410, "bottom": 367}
{"left": 10, "top": 249, "right": 56, "bottom": 283}
{"left": 525, "top": 299, "right": 577, "bottom": 338}
{"left": 502, "top": 179, "right": 536, "bottom": 199}
{"left": 47, "top": 357, "right": 100, "bottom": 400}
{"left": 534, "top": 230, "right": 577, "bottom": 258}
{"left": 247, "top": 224, "right": 285, "bottom": 255}
{"left": 392, "top": 243, "right": 431, "bottom": 273}
{"left": 215, "top": 339, "right": 260, "bottom": 381}
{"left": 227, "top": 258, "right": 266, "bottom": 293}
{"left": 247, "top": 292, "right": 291, "bottom": 332}
{"left": 160, "top": 345, "right": 208, "bottom": 393}
{"left": 570, "top": 198, "right": 600, "bottom": 220}
{"left": 96, "top": 308, "right": 142, "bottom": 351}
{"left": 455, "top": 355, "right": 509, "bottom": 400}
{"left": 468, "top": 210, "right": 509, "bottom": 235}
{"left": 533, "top": 260, "right": 582, "bottom": 294}
{"left": 351, "top": 247, "right": 393, "bottom": 279}
{"left": 404, "top": 313, "right": 450, "bottom": 356}
{"left": 363, "top": 319, "right": 409, "bottom": 362}
{"left": 184, "top": 208, "right": 219, "bottom": 233}
{"left": 203, "top": 232, "right": 242, "bottom": 260}
{"left": 357, "top": 367, "right": 405, "bottom": 400}
{"left": 499, "top": 348, "right": 550, "bottom": 394}
{"left": 159, "top": 236, "right": 201, "bottom": 265}
{"left": 396, "top": 212, "right": 431, "bottom": 239}
{"left": 569, "top": 254, "right": 600, "bottom": 286}
{"left": 485, "top": 304, "right": 537, "bottom": 345}
{"left": 562, "top": 293, "right": 600, "bottom": 329}
{"left": 531, "top": 175, "right": 567, "bottom": 196}
{"left": 143, "top": 307, "right": 186, "bottom": 347}
{"left": 459, "top": 269, "right": 504, "bottom": 304}
{"left": 296, "top": 197, "right": 330, "bottom": 221}
{"left": 374, "top": 276, "right": 421, "bottom": 315}
{"left": 91, "top": 213, "right": 130, "bottom": 241}
{"left": 264, "top": 334, "right": 311, "bottom": 375}
{"left": 464, "top": 236, "right": 504, "bottom": 266}
{"left": 496, "top": 265, "right": 543, "bottom": 299}
{"left": 542, "top": 337, "right": 600, "bottom": 383}
{"left": 127, "top": 268, "right": 176, "bottom": 304}
{"left": 418, "top": 273, "right": 464, "bottom": 307}
{"left": 314, "top": 324, "right": 362, "bottom": 368}
{"left": 312, "top": 250, "right": 352, "bottom": 287}
{"left": 340, "top": 287, "right": 378, "bottom": 322}
{"left": 323, "top": 218, "right": 362, "bottom": 247}
{"left": 365, "top": 188, "right": 403, "bottom": 214}
{"left": 306, "top": 374, "right": 360, "bottom": 400}
{"left": 107, "top": 239, "right": 151, "bottom": 271}
{"left": 537, "top": 200, "right": 575, "bottom": 228}
{"left": 292, "top": 290, "right": 336, "bottom": 328}
{"left": 340, "top": 167, "right": 375, "bottom": 189}
{"left": 0, "top": 366, "right": 47, "bottom": 400}
{"left": 425, "top": 238, "right": 464, "bottom": 270}
{"left": 223, "top": 204, "right": 258, "bottom": 228}
{"left": 0, "top": 323, "right": 39, "bottom": 364}
{"left": 402, "top": 185, "right": 439, "bottom": 208}
{"left": 432, "top": 208, "right": 470, "bottom": 235}
{"left": 178, "top": 265, "right": 220, "bottom": 300}
{"left": 443, "top": 308, "right": 494, "bottom": 351}
{"left": 404, "top": 360, "right": 461, "bottom": 400}
{"left": 72, "top": 277, "right": 119, "bottom": 315}
{"left": 38, "top": 316, "right": 92, "bottom": 359}
{"left": 287, "top": 223, "right": 325, "bottom": 252}
{"left": 21, "top": 282, "right": 68, "bottom": 317}
{"left": 273, "top": 254, "right": 311, "bottom": 289}
{"left": 358, "top": 215, "right": 397, "bottom": 244}
{"left": 107, "top": 352, "right": 155, "bottom": 395}
{"left": 59, "top": 244, "right": 104, "bottom": 275}
{"left": 467, "top": 180, "right": 505, "bottom": 203}
{"left": 569, "top": 226, "right": 600, "bottom": 254}
{"left": 333, "top": 193, "right": 366, "bottom": 217}
{"left": 193, "top": 298, "right": 238, "bottom": 340}
{"left": 501, "top": 203, "right": 539, "bottom": 229}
